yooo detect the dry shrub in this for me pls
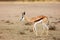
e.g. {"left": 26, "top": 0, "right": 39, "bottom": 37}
{"left": 0, "top": 32, "right": 3, "bottom": 34}
{"left": 49, "top": 16, "right": 53, "bottom": 18}
{"left": 53, "top": 37, "right": 56, "bottom": 40}
{"left": 25, "top": 22, "right": 32, "bottom": 25}
{"left": 57, "top": 21, "right": 60, "bottom": 23}
{"left": 5, "top": 20, "right": 14, "bottom": 24}
{"left": 10, "top": 22, "right": 14, "bottom": 24}
{"left": 20, "top": 32, "right": 26, "bottom": 35}
{"left": 24, "top": 28, "right": 29, "bottom": 31}
{"left": 1, "top": 20, "right": 5, "bottom": 21}
{"left": 5, "top": 20, "right": 10, "bottom": 23}
{"left": 49, "top": 25, "right": 56, "bottom": 30}
{"left": 57, "top": 38, "right": 60, "bottom": 40}
{"left": 29, "top": 29, "right": 33, "bottom": 32}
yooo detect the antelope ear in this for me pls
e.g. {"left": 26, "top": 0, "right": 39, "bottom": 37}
{"left": 23, "top": 12, "right": 25, "bottom": 15}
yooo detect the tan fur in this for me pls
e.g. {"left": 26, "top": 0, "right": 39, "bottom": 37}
{"left": 21, "top": 15, "right": 49, "bottom": 36}
{"left": 25, "top": 15, "right": 48, "bottom": 23}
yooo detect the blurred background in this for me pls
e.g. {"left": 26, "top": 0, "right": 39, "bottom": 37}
{"left": 0, "top": 0, "right": 60, "bottom": 2}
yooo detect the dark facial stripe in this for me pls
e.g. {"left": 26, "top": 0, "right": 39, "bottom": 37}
{"left": 34, "top": 17, "right": 44, "bottom": 22}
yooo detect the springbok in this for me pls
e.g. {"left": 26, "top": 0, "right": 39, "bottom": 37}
{"left": 20, "top": 12, "right": 49, "bottom": 36}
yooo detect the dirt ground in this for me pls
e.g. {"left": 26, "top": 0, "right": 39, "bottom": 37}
{"left": 0, "top": 2, "right": 60, "bottom": 40}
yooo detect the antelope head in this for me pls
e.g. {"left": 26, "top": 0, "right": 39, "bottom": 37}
{"left": 20, "top": 12, "right": 32, "bottom": 25}
{"left": 20, "top": 12, "right": 25, "bottom": 21}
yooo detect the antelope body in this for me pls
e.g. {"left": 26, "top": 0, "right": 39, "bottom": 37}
{"left": 20, "top": 12, "right": 49, "bottom": 36}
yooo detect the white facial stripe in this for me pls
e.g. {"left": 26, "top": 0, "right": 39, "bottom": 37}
{"left": 20, "top": 16, "right": 24, "bottom": 21}
{"left": 22, "top": 17, "right": 24, "bottom": 21}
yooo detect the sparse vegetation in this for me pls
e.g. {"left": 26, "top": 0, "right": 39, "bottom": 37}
{"left": 20, "top": 32, "right": 26, "bottom": 35}
{"left": 5, "top": 20, "right": 10, "bottom": 23}
{"left": 0, "top": 2, "right": 60, "bottom": 40}
{"left": 4, "top": 20, "right": 14, "bottom": 25}
{"left": 1, "top": 20, "right": 5, "bottom": 22}
{"left": 49, "top": 24, "right": 56, "bottom": 30}
{"left": 29, "top": 29, "right": 33, "bottom": 32}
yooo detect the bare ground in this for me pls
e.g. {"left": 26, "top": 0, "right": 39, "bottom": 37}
{"left": 0, "top": 3, "right": 60, "bottom": 40}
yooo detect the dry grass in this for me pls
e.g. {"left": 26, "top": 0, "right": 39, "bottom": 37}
{"left": 0, "top": 3, "right": 60, "bottom": 40}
